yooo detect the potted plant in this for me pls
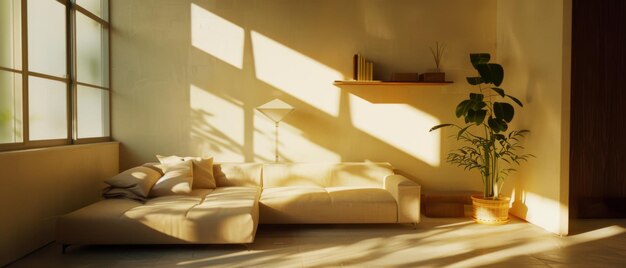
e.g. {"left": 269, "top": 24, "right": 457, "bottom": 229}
{"left": 420, "top": 41, "right": 446, "bottom": 82}
{"left": 429, "top": 53, "right": 532, "bottom": 224}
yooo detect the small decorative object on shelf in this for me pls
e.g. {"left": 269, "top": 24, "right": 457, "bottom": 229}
{"left": 420, "top": 41, "right": 446, "bottom": 82}
{"left": 353, "top": 54, "right": 376, "bottom": 81}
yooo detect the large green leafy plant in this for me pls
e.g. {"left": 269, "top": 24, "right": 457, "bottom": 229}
{"left": 430, "top": 53, "right": 532, "bottom": 199}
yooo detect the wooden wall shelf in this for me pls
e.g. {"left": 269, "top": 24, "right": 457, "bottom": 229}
{"left": 333, "top": 80, "right": 453, "bottom": 86}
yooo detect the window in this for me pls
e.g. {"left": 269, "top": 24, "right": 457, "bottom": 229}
{"left": 0, "top": 0, "right": 23, "bottom": 144}
{"left": 0, "top": 0, "right": 110, "bottom": 151}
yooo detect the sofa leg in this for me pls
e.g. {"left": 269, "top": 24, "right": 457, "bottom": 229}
{"left": 62, "top": 244, "right": 70, "bottom": 254}
{"left": 412, "top": 222, "right": 417, "bottom": 230}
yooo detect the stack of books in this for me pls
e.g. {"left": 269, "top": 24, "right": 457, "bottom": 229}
{"left": 353, "top": 54, "right": 376, "bottom": 81}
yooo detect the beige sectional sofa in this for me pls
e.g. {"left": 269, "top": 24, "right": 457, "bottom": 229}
{"left": 57, "top": 162, "right": 420, "bottom": 247}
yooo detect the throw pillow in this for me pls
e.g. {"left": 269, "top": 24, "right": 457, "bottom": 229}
{"left": 156, "top": 155, "right": 216, "bottom": 189}
{"left": 184, "top": 156, "right": 216, "bottom": 189}
{"left": 150, "top": 158, "right": 193, "bottom": 197}
{"left": 104, "top": 166, "right": 161, "bottom": 199}
{"left": 102, "top": 187, "right": 146, "bottom": 202}
{"left": 141, "top": 162, "right": 165, "bottom": 175}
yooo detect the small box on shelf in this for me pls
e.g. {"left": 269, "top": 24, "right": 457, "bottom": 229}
{"left": 420, "top": 72, "right": 446, "bottom": 82}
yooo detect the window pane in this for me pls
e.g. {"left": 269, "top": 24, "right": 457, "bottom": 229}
{"left": 76, "top": 12, "right": 109, "bottom": 87}
{"left": 0, "top": 71, "right": 23, "bottom": 143}
{"left": 27, "top": 0, "right": 66, "bottom": 78}
{"left": 77, "top": 86, "right": 109, "bottom": 138}
{"left": 28, "top": 76, "right": 67, "bottom": 140}
{"left": 0, "top": 0, "right": 22, "bottom": 70}
{"left": 76, "top": 0, "right": 108, "bottom": 21}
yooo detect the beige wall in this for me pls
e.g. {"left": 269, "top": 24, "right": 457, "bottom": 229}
{"left": 0, "top": 142, "right": 119, "bottom": 266}
{"left": 111, "top": 0, "right": 497, "bottom": 192}
{"left": 496, "top": 0, "right": 571, "bottom": 235}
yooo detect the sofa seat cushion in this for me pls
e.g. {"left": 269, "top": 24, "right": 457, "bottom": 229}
{"left": 57, "top": 187, "right": 260, "bottom": 244}
{"left": 186, "top": 186, "right": 261, "bottom": 243}
{"left": 259, "top": 187, "right": 397, "bottom": 224}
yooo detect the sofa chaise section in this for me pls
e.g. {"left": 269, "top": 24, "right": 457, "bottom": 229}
{"left": 57, "top": 163, "right": 263, "bottom": 245}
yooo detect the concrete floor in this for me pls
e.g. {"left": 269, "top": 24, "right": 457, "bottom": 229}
{"left": 8, "top": 217, "right": 626, "bottom": 267}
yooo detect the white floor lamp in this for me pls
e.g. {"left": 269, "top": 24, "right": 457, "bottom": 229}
{"left": 256, "top": 99, "right": 294, "bottom": 162}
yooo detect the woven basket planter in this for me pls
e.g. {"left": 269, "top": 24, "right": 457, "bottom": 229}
{"left": 471, "top": 194, "right": 511, "bottom": 224}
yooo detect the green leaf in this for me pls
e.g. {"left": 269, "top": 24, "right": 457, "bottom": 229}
{"left": 491, "top": 87, "right": 505, "bottom": 97}
{"left": 466, "top": 109, "right": 475, "bottom": 122}
{"left": 470, "top": 53, "right": 490, "bottom": 69}
{"left": 456, "top": 100, "right": 471, "bottom": 118}
{"left": 489, "top": 63, "right": 504, "bottom": 86}
{"left": 466, "top": 77, "right": 483, "bottom": 85}
{"left": 493, "top": 134, "right": 506, "bottom": 140}
{"left": 488, "top": 117, "right": 508, "bottom": 133}
{"left": 457, "top": 125, "right": 471, "bottom": 139}
{"left": 475, "top": 63, "right": 504, "bottom": 86}
{"left": 469, "top": 109, "right": 487, "bottom": 125}
{"left": 429, "top": 124, "right": 453, "bottom": 132}
{"left": 493, "top": 102, "right": 514, "bottom": 122}
{"left": 507, "top": 95, "right": 523, "bottom": 107}
{"left": 470, "top": 100, "right": 486, "bottom": 111}
{"left": 476, "top": 64, "right": 491, "bottom": 83}
{"left": 469, "top": 93, "right": 484, "bottom": 101}
{"left": 499, "top": 121, "right": 508, "bottom": 132}
{"left": 487, "top": 118, "right": 498, "bottom": 132}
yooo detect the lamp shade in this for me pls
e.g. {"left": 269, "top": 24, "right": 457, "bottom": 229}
{"left": 256, "top": 99, "right": 294, "bottom": 123}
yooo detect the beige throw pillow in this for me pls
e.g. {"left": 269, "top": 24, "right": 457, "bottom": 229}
{"left": 184, "top": 156, "right": 216, "bottom": 189}
{"left": 104, "top": 166, "right": 161, "bottom": 198}
{"left": 156, "top": 155, "right": 216, "bottom": 189}
{"left": 150, "top": 157, "right": 193, "bottom": 197}
{"left": 102, "top": 187, "right": 146, "bottom": 202}
{"left": 141, "top": 162, "right": 165, "bottom": 175}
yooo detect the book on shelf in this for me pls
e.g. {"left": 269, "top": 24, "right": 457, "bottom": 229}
{"left": 353, "top": 54, "right": 358, "bottom": 80}
{"left": 353, "top": 54, "right": 375, "bottom": 81}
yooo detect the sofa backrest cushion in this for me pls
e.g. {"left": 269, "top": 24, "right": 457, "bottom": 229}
{"left": 327, "top": 162, "right": 394, "bottom": 188}
{"left": 262, "top": 162, "right": 393, "bottom": 188}
{"left": 213, "top": 163, "right": 263, "bottom": 187}
{"left": 262, "top": 163, "right": 333, "bottom": 188}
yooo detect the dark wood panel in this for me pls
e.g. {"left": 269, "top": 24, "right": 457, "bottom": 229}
{"left": 570, "top": 0, "right": 626, "bottom": 218}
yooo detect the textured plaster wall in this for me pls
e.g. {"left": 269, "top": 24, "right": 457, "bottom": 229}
{"left": 496, "top": 0, "right": 571, "bottom": 235}
{"left": 111, "top": 0, "right": 497, "bottom": 192}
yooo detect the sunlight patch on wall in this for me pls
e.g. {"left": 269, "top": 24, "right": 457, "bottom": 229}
{"left": 511, "top": 189, "right": 561, "bottom": 234}
{"left": 251, "top": 31, "right": 342, "bottom": 116}
{"left": 191, "top": 3, "right": 244, "bottom": 69}
{"left": 349, "top": 94, "right": 440, "bottom": 167}
{"left": 254, "top": 114, "right": 340, "bottom": 162}
{"left": 190, "top": 84, "right": 244, "bottom": 162}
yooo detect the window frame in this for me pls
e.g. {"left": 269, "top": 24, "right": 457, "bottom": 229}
{"left": 0, "top": 0, "right": 111, "bottom": 151}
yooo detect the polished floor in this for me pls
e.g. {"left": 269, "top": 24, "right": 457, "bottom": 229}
{"left": 8, "top": 217, "right": 626, "bottom": 267}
